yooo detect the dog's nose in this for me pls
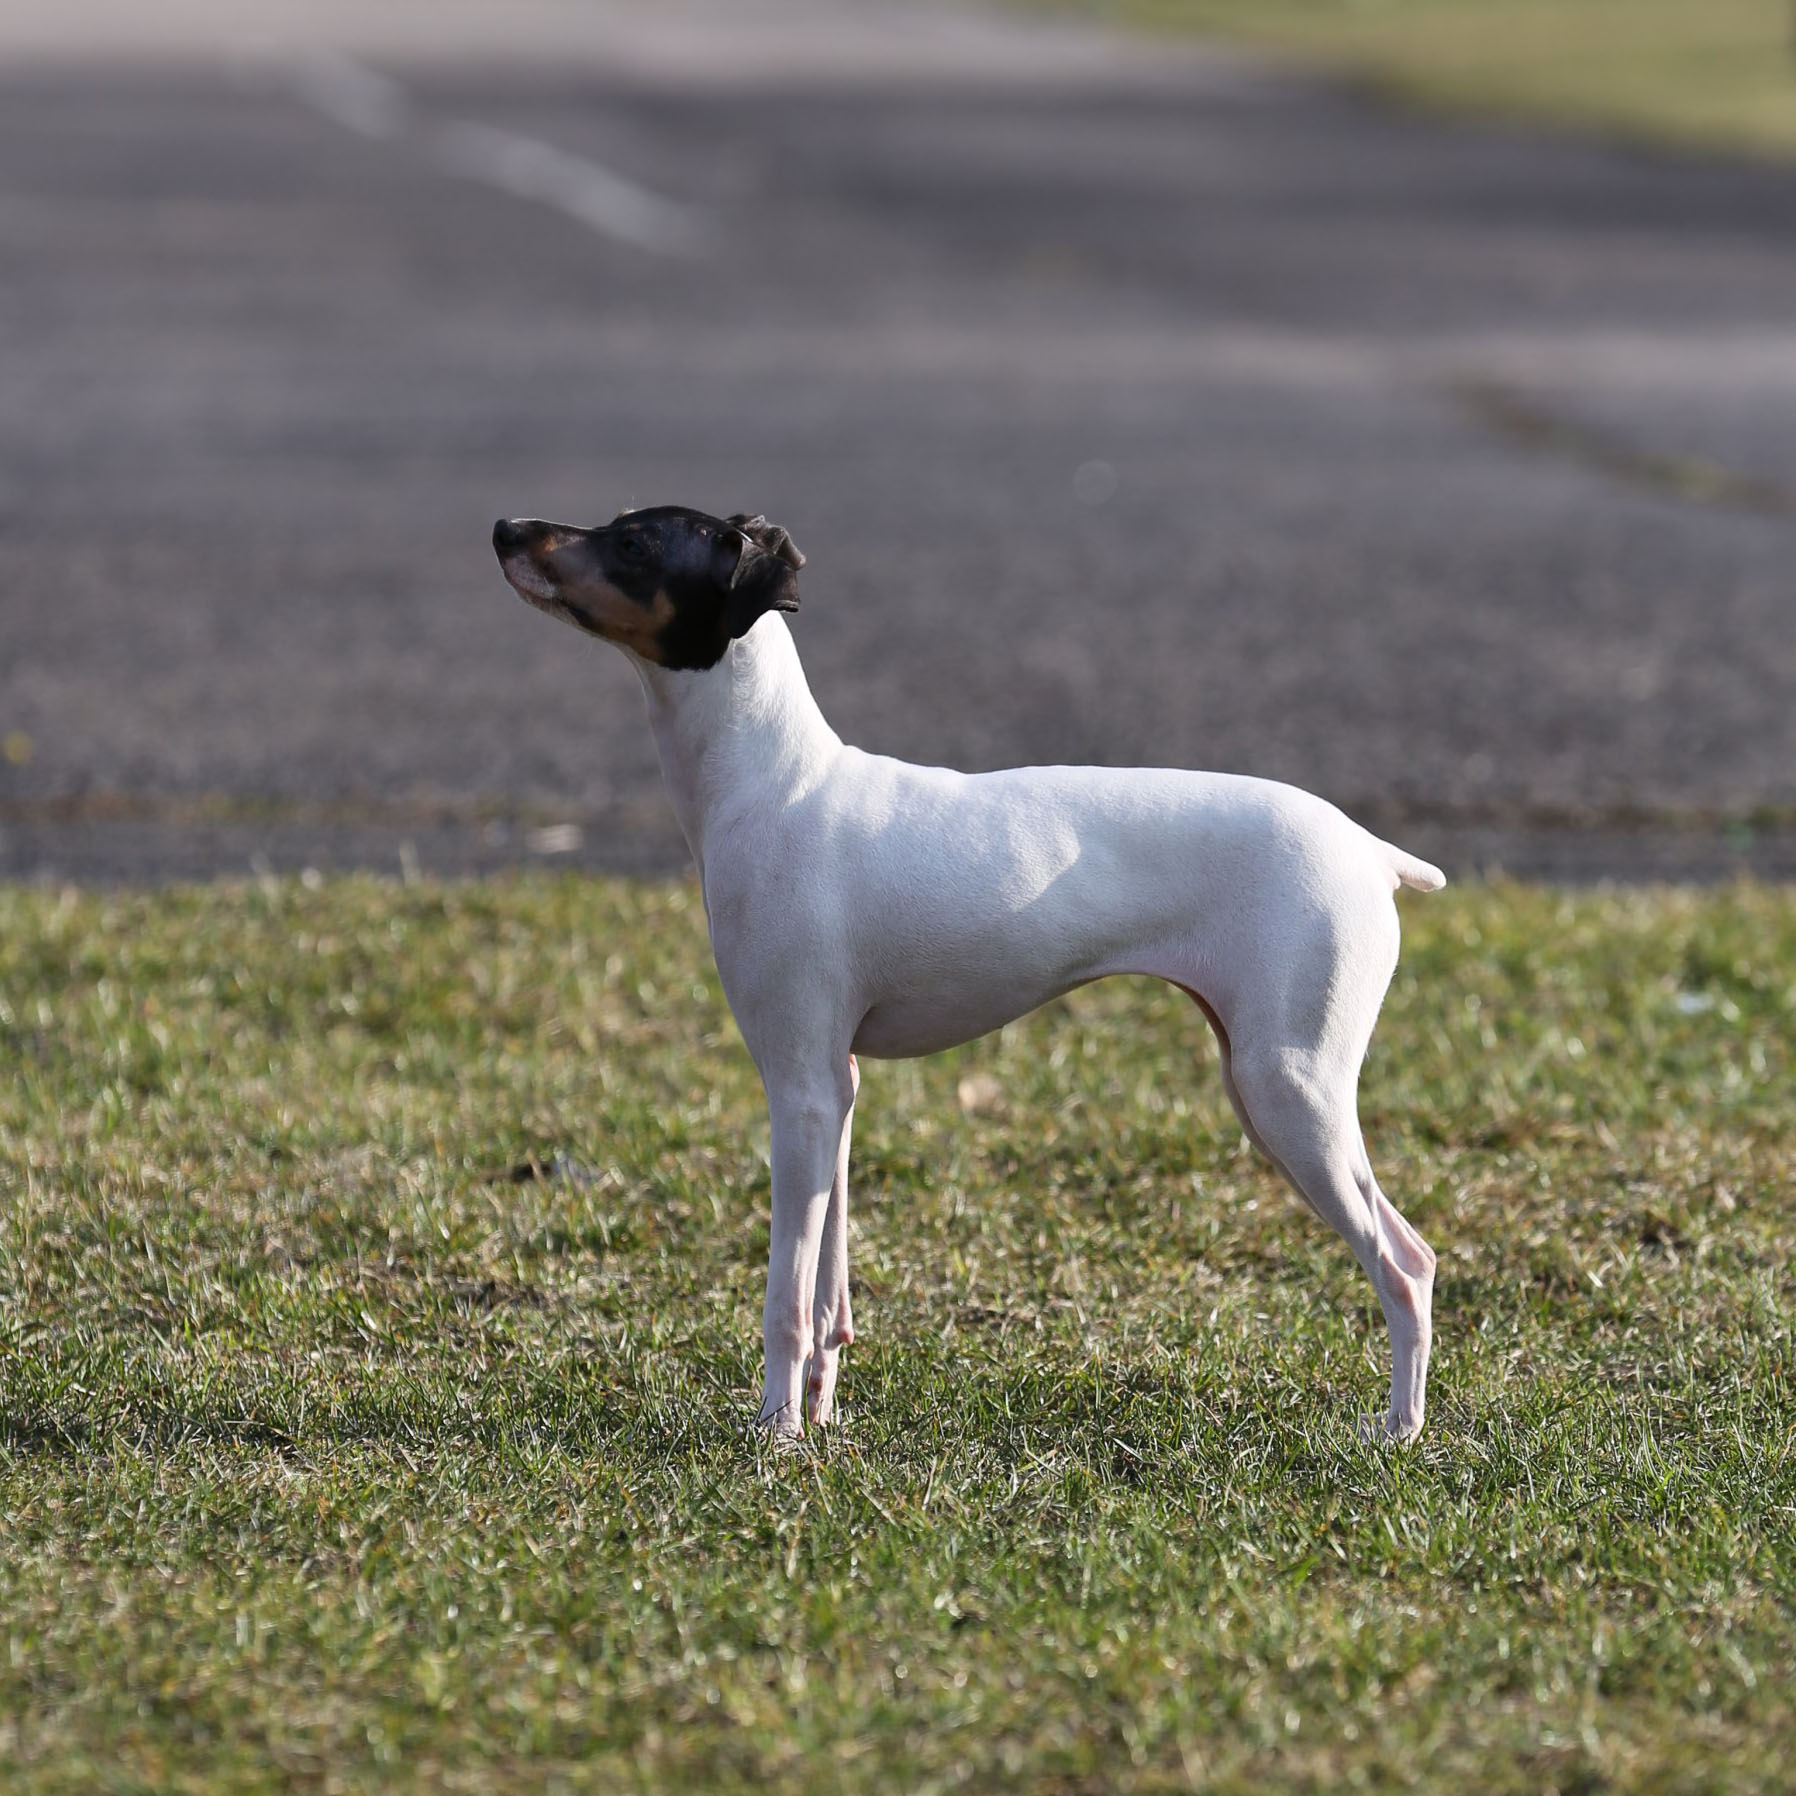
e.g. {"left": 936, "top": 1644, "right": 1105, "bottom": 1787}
{"left": 492, "top": 517, "right": 530, "bottom": 553}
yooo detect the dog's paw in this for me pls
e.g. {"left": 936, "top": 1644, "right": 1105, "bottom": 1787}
{"left": 753, "top": 1401, "right": 806, "bottom": 1451}
{"left": 1358, "top": 1409, "right": 1424, "bottom": 1447}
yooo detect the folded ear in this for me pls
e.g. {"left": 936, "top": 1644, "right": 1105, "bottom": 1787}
{"left": 723, "top": 542, "right": 801, "bottom": 641}
{"left": 719, "top": 514, "right": 803, "bottom": 643}
{"left": 726, "top": 513, "right": 806, "bottom": 572}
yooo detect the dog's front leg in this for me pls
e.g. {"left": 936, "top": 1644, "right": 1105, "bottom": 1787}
{"left": 757, "top": 1064, "right": 856, "bottom": 1438}
{"left": 805, "top": 1055, "right": 858, "bottom": 1428}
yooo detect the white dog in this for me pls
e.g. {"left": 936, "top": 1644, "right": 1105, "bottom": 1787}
{"left": 494, "top": 506, "right": 1445, "bottom": 1442}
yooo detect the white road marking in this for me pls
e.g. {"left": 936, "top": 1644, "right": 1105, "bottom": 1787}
{"left": 433, "top": 119, "right": 705, "bottom": 256}
{"left": 292, "top": 58, "right": 706, "bottom": 257}
{"left": 291, "top": 55, "right": 408, "bottom": 138}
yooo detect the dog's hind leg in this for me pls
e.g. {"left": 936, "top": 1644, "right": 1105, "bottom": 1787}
{"left": 805, "top": 1054, "right": 859, "bottom": 1428}
{"left": 1178, "top": 987, "right": 1279, "bottom": 1169}
{"left": 1229, "top": 1039, "right": 1434, "bottom": 1441}
{"left": 1182, "top": 928, "right": 1436, "bottom": 1442}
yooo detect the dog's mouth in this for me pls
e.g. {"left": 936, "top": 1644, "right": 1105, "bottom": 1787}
{"left": 503, "top": 566, "right": 601, "bottom": 637}
{"left": 493, "top": 530, "right": 612, "bottom": 640}
{"left": 493, "top": 517, "right": 654, "bottom": 648}
{"left": 498, "top": 554, "right": 556, "bottom": 604}
{"left": 493, "top": 517, "right": 570, "bottom": 613}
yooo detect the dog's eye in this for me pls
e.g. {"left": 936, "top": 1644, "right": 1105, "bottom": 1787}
{"left": 617, "top": 536, "right": 648, "bottom": 565}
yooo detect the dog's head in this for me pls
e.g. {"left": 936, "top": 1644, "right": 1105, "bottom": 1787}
{"left": 492, "top": 506, "right": 804, "bottom": 671}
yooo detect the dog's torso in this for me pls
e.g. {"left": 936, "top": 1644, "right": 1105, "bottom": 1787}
{"left": 647, "top": 617, "right": 1406, "bottom": 1066}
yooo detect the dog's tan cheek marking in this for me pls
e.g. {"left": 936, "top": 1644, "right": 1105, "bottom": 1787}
{"left": 604, "top": 588, "right": 679, "bottom": 662}
{"left": 552, "top": 585, "right": 679, "bottom": 657}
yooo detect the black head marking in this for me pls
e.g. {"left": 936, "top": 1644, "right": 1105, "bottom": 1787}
{"left": 494, "top": 505, "right": 805, "bottom": 671}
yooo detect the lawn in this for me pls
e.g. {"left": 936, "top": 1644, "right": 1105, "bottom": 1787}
{"left": 1002, "top": 1, "right": 1796, "bottom": 160}
{"left": 2, "top": 874, "right": 1794, "bottom": 1792}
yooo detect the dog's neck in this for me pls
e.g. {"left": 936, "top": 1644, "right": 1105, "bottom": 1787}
{"left": 631, "top": 614, "right": 841, "bottom": 870}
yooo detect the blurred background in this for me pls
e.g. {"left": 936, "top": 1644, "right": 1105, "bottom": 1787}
{"left": 1, "top": 0, "right": 1793, "bottom": 884}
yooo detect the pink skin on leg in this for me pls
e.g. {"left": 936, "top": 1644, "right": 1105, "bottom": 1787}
{"left": 1174, "top": 983, "right": 1434, "bottom": 1441}
{"left": 1369, "top": 1187, "right": 1435, "bottom": 1439}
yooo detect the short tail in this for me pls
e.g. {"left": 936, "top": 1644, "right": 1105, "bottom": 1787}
{"left": 1382, "top": 841, "right": 1447, "bottom": 893}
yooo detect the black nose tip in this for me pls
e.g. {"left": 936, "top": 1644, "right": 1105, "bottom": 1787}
{"left": 493, "top": 517, "right": 527, "bottom": 553}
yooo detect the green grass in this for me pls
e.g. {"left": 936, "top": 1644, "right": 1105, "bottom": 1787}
{"left": 2, "top": 873, "right": 1795, "bottom": 1792}
{"left": 1002, "top": 1, "right": 1796, "bottom": 160}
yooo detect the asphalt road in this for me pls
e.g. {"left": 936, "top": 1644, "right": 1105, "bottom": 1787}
{"left": 3, "top": 0, "right": 1795, "bottom": 883}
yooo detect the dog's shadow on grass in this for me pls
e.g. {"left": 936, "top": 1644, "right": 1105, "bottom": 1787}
{"left": 1, "top": 1403, "right": 319, "bottom": 1465}
{"left": 1, "top": 1410, "right": 98, "bottom": 1459}
{"left": 0, "top": 1368, "right": 716, "bottom": 1470}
